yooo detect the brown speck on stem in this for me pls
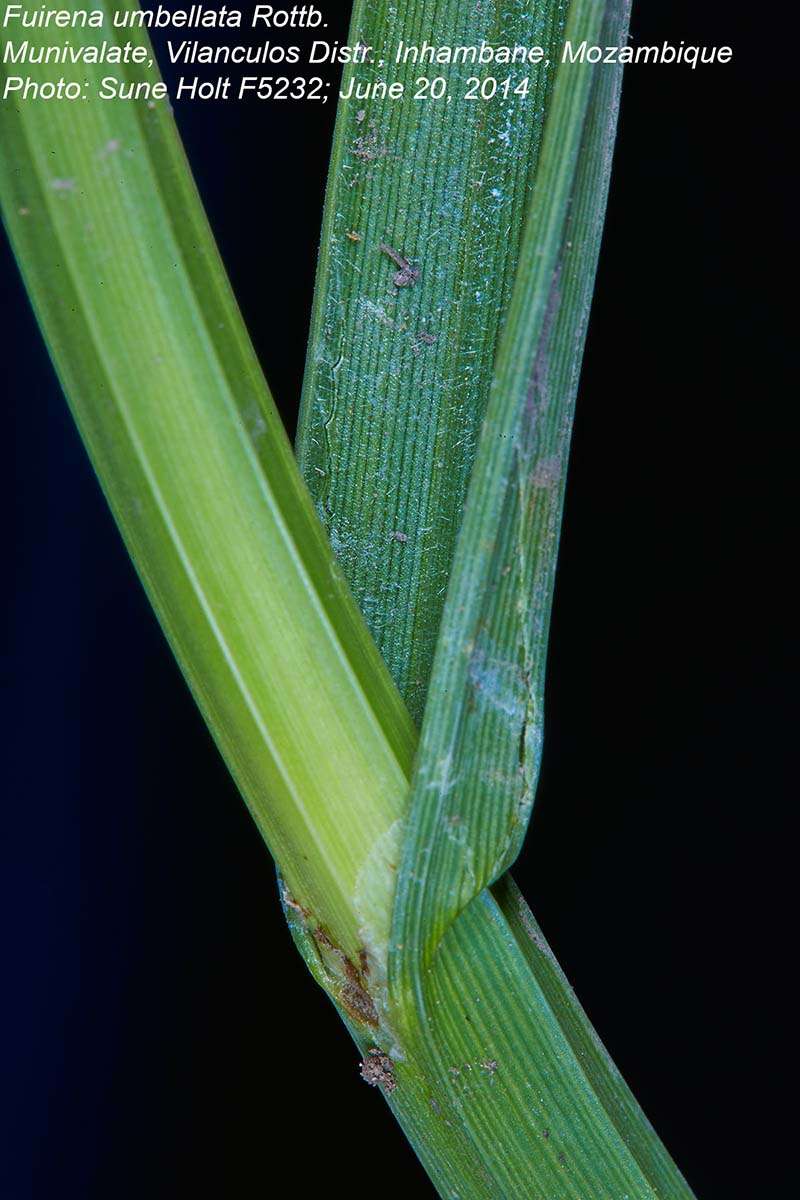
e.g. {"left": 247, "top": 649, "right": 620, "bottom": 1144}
{"left": 283, "top": 893, "right": 310, "bottom": 919}
{"left": 379, "top": 242, "right": 421, "bottom": 288}
{"left": 418, "top": 331, "right": 437, "bottom": 345}
{"left": 341, "top": 980, "right": 379, "bottom": 1027}
{"left": 346, "top": 230, "right": 362, "bottom": 242}
{"left": 360, "top": 1048, "right": 397, "bottom": 1093}
{"left": 314, "top": 925, "right": 334, "bottom": 951}
{"left": 312, "top": 926, "right": 379, "bottom": 1027}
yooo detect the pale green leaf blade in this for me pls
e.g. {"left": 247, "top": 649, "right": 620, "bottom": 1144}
{"left": 0, "top": 2, "right": 415, "bottom": 968}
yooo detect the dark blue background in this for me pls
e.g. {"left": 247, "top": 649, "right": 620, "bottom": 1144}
{"left": 2, "top": 3, "right": 789, "bottom": 1197}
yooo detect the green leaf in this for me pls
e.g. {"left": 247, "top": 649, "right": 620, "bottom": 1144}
{"left": 392, "top": 0, "right": 609, "bottom": 983}
{"left": 0, "top": 1, "right": 415, "bottom": 973}
{"left": 297, "top": 0, "right": 571, "bottom": 724}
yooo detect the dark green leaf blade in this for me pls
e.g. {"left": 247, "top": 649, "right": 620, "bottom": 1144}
{"left": 391, "top": 0, "right": 616, "bottom": 986}
{"left": 297, "top": 0, "right": 570, "bottom": 723}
